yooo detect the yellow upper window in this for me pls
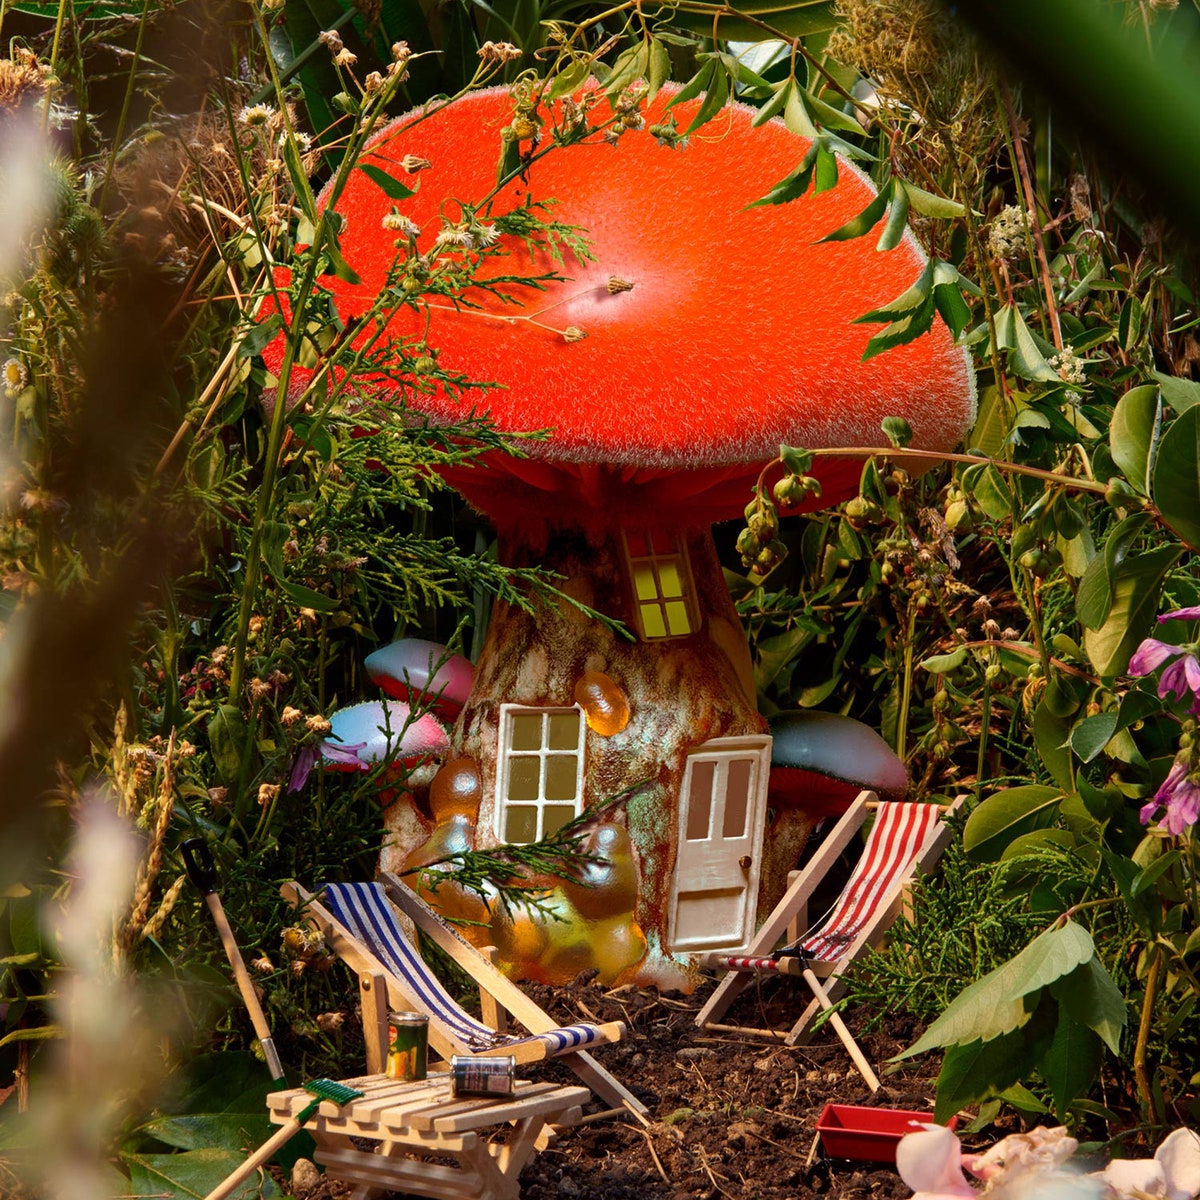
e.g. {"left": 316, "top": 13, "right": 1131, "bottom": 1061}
{"left": 623, "top": 530, "right": 697, "bottom": 639}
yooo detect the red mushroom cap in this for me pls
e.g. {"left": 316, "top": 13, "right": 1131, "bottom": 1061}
{"left": 268, "top": 85, "right": 974, "bottom": 527}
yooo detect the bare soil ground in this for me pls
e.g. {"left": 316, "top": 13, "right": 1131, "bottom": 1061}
{"left": 292, "top": 969, "right": 1009, "bottom": 1200}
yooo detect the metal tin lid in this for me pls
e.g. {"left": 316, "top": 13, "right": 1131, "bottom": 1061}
{"left": 388, "top": 1011, "right": 429, "bottom": 1024}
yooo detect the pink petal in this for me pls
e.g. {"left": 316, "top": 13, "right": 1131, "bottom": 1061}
{"left": 1128, "top": 638, "right": 1182, "bottom": 677}
{"left": 1158, "top": 657, "right": 1198, "bottom": 703}
{"left": 1159, "top": 605, "right": 1200, "bottom": 622}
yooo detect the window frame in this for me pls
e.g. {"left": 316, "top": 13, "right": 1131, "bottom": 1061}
{"left": 494, "top": 703, "right": 587, "bottom": 845}
{"left": 621, "top": 528, "right": 700, "bottom": 641}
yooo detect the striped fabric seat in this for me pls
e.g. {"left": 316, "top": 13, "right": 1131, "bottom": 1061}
{"left": 797, "top": 801, "right": 942, "bottom": 962}
{"left": 322, "top": 882, "right": 607, "bottom": 1057}
{"left": 695, "top": 792, "right": 960, "bottom": 1071}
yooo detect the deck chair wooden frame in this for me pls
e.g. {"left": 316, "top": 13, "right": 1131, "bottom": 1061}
{"left": 283, "top": 877, "right": 648, "bottom": 1116}
{"left": 694, "top": 791, "right": 962, "bottom": 1086}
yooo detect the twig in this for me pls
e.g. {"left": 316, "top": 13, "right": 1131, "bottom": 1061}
{"left": 630, "top": 1124, "right": 671, "bottom": 1184}
{"left": 745, "top": 1127, "right": 811, "bottom": 1163}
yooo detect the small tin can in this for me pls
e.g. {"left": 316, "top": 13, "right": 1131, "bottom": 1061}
{"left": 386, "top": 1011, "right": 428, "bottom": 1081}
{"left": 449, "top": 1054, "right": 516, "bottom": 1098}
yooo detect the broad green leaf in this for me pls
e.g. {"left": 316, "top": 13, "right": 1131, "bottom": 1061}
{"left": 1040, "top": 1016, "right": 1103, "bottom": 1118}
{"left": 355, "top": 163, "right": 417, "bottom": 202}
{"left": 754, "top": 626, "right": 813, "bottom": 692}
{"left": 548, "top": 57, "right": 591, "bottom": 101}
{"left": 962, "top": 785, "right": 1063, "bottom": 861}
{"left": 994, "top": 303, "right": 1061, "bottom": 383}
{"left": 1069, "top": 712, "right": 1118, "bottom": 763}
{"left": 207, "top": 706, "right": 247, "bottom": 785}
{"left": 751, "top": 78, "right": 793, "bottom": 127}
{"left": 647, "top": 38, "right": 671, "bottom": 100}
{"left": 665, "top": 57, "right": 714, "bottom": 108}
{"left": 1153, "top": 369, "right": 1200, "bottom": 413}
{"left": 1075, "top": 512, "right": 1151, "bottom": 630}
{"left": 1001, "top": 921, "right": 1095, "bottom": 1001}
{"left": 654, "top": 0, "right": 838, "bottom": 42}
{"left": 238, "top": 314, "right": 284, "bottom": 359}
{"left": 783, "top": 84, "right": 819, "bottom": 139}
{"left": 881, "top": 416, "right": 912, "bottom": 447}
{"left": 932, "top": 1019, "right": 1049, "bottom": 1124}
{"left": 1083, "top": 544, "right": 1183, "bottom": 676}
{"left": 1032, "top": 701, "right": 1076, "bottom": 793}
{"left": 998, "top": 828, "right": 1078, "bottom": 863}
{"left": 1118, "top": 296, "right": 1144, "bottom": 351}
{"left": 125, "top": 1149, "right": 278, "bottom": 1199}
{"left": 803, "top": 87, "right": 864, "bottom": 134}
{"left": 779, "top": 444, "right": 814, "bottom": 475}
{"left": 902, "top": 922, "right": 1094, "bottom": 1062}
{"left": 1051, "top": 957, "right": 1125, "bottom": 1055}
{"left": 143, "top": 1110, "right": 272, "bottom": 1152}
{"left": 933, "top": 281, "right": 973, "bottom": 340}
{"left": 1131, "top": 848, "right": 1181, "bottom": 898}
{"left": 1151, "top": 404, "right": 1200, "bottom": 549}
{"left": 686, "top": 65, "right": 730, "bottom": 133}
{"left": 899, "top": 180, "right": 966, "bottom": 218}
{"left": 920, "top": 647, "right": 968, "bottom": 674}
{"left": 1109, "top": 384, "right": 1161, "bottom": 494}
{"left": 812, "top": 142, "right": 839, "bottom": 194}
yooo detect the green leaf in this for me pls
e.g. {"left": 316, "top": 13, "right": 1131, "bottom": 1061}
{"left": 647, "top": 39, "right": 671, "bottom": 100}
{"left": 207, "top": 705, "right": 247, "bottom": 785}
{"left": 994, "top": 303, "right": 1061, "bottom": 383}
{"left": 970, "top": 463, "right": 1012, "bottom": 520}
{"left": 818, "top": 181, "right": 892, "bottom": 242}
{"left": 1082, "top": 544, "right": 1183, "bottom": 676}
{"left": 932, "top": 1011, "right": 1053, "bottom": 1124}
{"left": 1033, "top": 700, "right": 1076, "bottom": 793}
{"left": 238, "top": 314, "right": 284, "bottom": 359}
{"left": 779, "top": 444, "right": 814, "bottom": 475}
{"left": 1151, "top": 404, "right": 1200, "bottom": 549}
{"left": 933, "top": 281, "right": 973, "bottom": 341}
{"left": 1052, "top": 956, "right": 1125, "bottom": 1055}
{"left": 1041, "top": 1016, "right": 1103, "bottom": 1118}
{"left": 875, "top": 182, "right": 910, "bottom": 252}
{"left": 548, "top": 57, "right": 591, "bottom": 101}
{"left": 747, "top": 144, "right": 819, "bottom": 208}
{"left": 1152, "top": 370, "right": 1200, "bottom": 413}
{"left": 783, "top": 83, "right": 819, "bottom": 139}
{"left": 1110, "top": 384, "right": 1161, "bottom": 494}
{"left": 125, "top": 1149, "right": 279, "bottom": 1199}
{"left": 686, "top": 62, "right": 730, "bottom": 133}
{"left": 899, "top": 180, "right": 966, "bottom": 218}
{"left": 355, "top": 163, "right": 416, "bottom": 202}
{"left": 802, "top": 87, "right": 864, "bottom": 134}
{"left": 901, "top": 922, "right": 1094, "bottom": 1060}
{"left": 881, "top": 416, "right": 912, "bottom": 448}
{"left": 666, "top": 56, "right": 715, "bottom": 111}
{"left": 1075, "top": 512, "right": 1151, "bottom": 630}
{"left": 1118, "top": 296, "right": 1144, "bottom": 351}
{"left": 1131, "top": 848, "right": 1181, "bottom": 899}
{"left": 854, "top": 261, "right": 934, "bottom": 323}
{"left": 962, "top": 785, "right": 1063, "bottom": 861}
{"left": 1069, "top": 712, "right": 1118, "bottom": 763}
{"left": 920, "top": 647, "right": 968, "bottom": 674}
{"left": 651, "top": 0, "right": 838, "bottom": 42}
{"left": 812, "top": 142, "right": 839, "bottom": 194}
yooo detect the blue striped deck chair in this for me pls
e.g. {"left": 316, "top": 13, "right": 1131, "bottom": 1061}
{"left": 283, "top": 879, "right": 647, "bottom": 1115}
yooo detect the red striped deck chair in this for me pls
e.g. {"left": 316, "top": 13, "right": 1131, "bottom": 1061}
{"left": 694, "top": 792, "right": 961, "bottom": 1088}
{"left": 283, "top": 878, "right": 647, "bottom": 1116}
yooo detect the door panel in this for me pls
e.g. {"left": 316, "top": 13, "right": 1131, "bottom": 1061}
{"left": 668, "top": 737, "right": 771, "bottom": 953}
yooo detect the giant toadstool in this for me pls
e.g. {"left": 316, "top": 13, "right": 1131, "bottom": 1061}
{"left": 268, "top": 84, "right": 975, "bottom": 985}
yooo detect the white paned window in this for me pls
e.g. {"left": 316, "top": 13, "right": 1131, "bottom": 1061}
{"left": 495, "top": 705, "right": 586, "bottom": 844}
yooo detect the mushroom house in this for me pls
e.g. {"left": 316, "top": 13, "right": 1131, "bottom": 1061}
{"left": 273, "top": 84, "right": 975, "bottom": 988}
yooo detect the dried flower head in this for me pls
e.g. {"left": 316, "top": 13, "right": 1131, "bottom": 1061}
{"left": 318, "top": 29, "right": 344, "bottom": 55}
{"left": 478, "top": 41, "right": 522, "bottom": 67}
{"left": 563, "top": 325, "right": 587, "bottom": 343}
{"left": 607, "top": 276, "right": 634, "bottom": 294}
{"left": 334, "top": 48, "right": 357, "bottom": 68}
{"left": 281, "top": 706, "right": 304, "bottom": 725}
{"left": 316, "top": 1011, "right": 345, "bottom": 1032}
{"left": 306, "top": 715, "right": 332, "bottom": 734}
{"left": 382, "top": 210, "right": 420, "bottom": 237}
{"left": 987, "top": 205, "right": 1028, "bottom": 261}
{"left": 364, "top": 70, "right": 384, "bottom": 94}
{"left": 257, "top": 782, "right": 281, "bottom": 806}
{"left": 401, "top": 154, "right": 431, "bottom": 173}
{"left": 252, "top": 956, "right": 274, "bottom": 974}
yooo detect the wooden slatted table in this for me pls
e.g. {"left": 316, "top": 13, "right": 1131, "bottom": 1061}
{"left": 267, "top": 1073, "right": 590, "bottom": 1200}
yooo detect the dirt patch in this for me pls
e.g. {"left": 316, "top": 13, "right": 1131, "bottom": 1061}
{"left": 290, "top": 969, "right": 1011, "bottom": 1200}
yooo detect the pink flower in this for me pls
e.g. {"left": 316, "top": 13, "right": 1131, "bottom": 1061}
{"left": 1128, "top": 607, "right": 1200, "bottom": 714}
{"left": 1140, "top": 758, "right": 1200, "bottom": 835}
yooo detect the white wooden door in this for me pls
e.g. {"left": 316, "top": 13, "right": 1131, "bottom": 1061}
{"left": 667, "top": 736, "right": 771, "bottom": 953}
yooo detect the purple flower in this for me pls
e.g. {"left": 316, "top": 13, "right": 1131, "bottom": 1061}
{"left": 1140, "top": 758, "right": 1200, "bottom": 835}
{"left": 288, "top": 740, "right": 367, "bottom": 792}
{"left": 1128, "top": 606, "right": 1200, "bottom": 714}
